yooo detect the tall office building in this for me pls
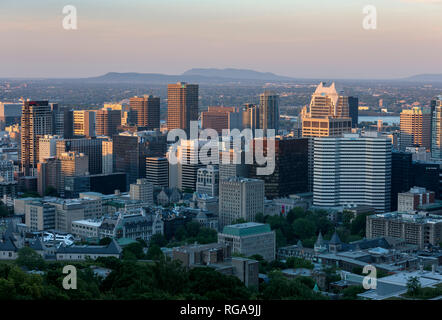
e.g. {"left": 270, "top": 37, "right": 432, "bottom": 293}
{"left": 259, "top": 91, "right": 280, "bottom": 132}
{"left": 300, "top": 82, "right": 352, "bottom": 137}
{"left": 348, "top": 96, "right": 359, "bottom": 128}
{"left": 391, "top": 152, "right": 413, "bottom": 211}
{"left": 169, "top": 139, "right": 218, "bottom": 192}
{"left": 129, "top": 95, "right": 160, "bottom": 130}
{"left": 113, "top": 131, "right": 167, "bottom": 185}
{"left": 196, "top": 165, "right": 219, "bottom": 197}
{"left": 20, "top": 100, "right": 53, "bottom": 176}
{"left": 102, "top": 138, "right": 113, "bottom": 174}
{"left": 242, "top": 103, "right": 260, "bottom": 132}
{"left": 201, "top": 106, "right": 242, "bottom": 134}
{"left": 313, "top": 132, "right": 392, "bottom": 213}
{"left": 167, "top": 82, "right": 199, "bottom": 132}
{"left": 37, "top": 157, "right": 60, "bottom": 196}
{"left": 219, "top": 177, "right": 265, "bottom": 229}
{"left": 400, "top": 107, "right": 432, "bottom": 151}
{"left": 73, "top": 110, "right": 95, "bottom": 137}
{"left": 58, "top": 151, "right": 89, "bottom": 196}
{"left": 219, "top": 149, "right": 250, "bottom": 181}
{"left": 38, "top": 135, "right": 62, "bottom": 163}
{"left": 431, "top": 96, "right": 442, "bottom": 160}
{"left": 0, "top": 102, "right": 22, "bottom": 129}
{"left": 249, "top": 137, "right": 309, "bottom": 199}
{"left": 146, "top": 157, "right": 169, "bottom": 188}
{"left": 95, "top": 109, "right": 121, "bottom": 136}
{"left": 51, "top": 103, "right": 74, "bottom": 138}
{"left": 56, "top": 138, "right": 103, "bottom": 175}
{"left": 129, "top": 178, "right": 154, "bottom": 205}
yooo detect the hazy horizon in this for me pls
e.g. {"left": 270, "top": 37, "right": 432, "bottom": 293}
{"left": 1, "top": 0, "right": 441, "bottom": 79}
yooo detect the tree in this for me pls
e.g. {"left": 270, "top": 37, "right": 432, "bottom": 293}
{"left": 406, "top": 276, "right": 421, "bottom": 297}
{"left": 122, "top": 242, "right": 145, "bottom": 260}
{"left": 186, "top": 221, "right": 201, "bottom": 238}
{"left": 146, "top": 244, "right": 164, "bottom": 260}
{"left": 16, "top": 247, "right": 46, "bottom": 271}
{"left": 98, "top": 237, "right": 112, "bottom": 246}
{"left": 150, "top": 234, "right": 167, "bottom": 247}
{"left": 0, "top": 203, "right": 9, "bottom": 217}
{"left": 44, "top": 186, "right": 59, "bottom": 197}
{"left": 231, "top": 218, "right": 247, "bottom": 225}
{"left": 292, "top": 218, "right": 316, "bottom": 240}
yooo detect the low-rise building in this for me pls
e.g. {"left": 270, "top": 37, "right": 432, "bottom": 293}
{"left": 218, "top": 222, "right": 276, "bottom": 261}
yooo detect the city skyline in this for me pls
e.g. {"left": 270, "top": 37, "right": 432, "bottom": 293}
{"left": 1, "top": 0, "right": 441, "bottom": 79}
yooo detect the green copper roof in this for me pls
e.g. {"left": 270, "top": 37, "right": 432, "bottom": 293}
{"left": 222, "top": 223, "right": 271, "bottom": 237}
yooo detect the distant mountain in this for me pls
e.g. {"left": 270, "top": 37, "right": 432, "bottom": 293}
{"left": 182, "top": 68, "right": 295, "bottom": 81}
{"left": 83, "top": 68, "right": 296, "bottom": 84}
{"left": 402, "top": 74, "right": 442, "bottom": 82}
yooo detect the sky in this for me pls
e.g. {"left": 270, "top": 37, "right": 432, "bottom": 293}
{"left": 0, "top": 0, "right": 441, "bottom": 79}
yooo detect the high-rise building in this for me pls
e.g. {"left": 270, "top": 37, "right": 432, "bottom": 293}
{"left": 145, "top": 157, "right": 169, "bottom": 188}
{"left": 51, "top": 103, "right": 73, "bottom": 138}
{"left": 201, "top": 106, "right": 242, "bottom": 134}
{"left": 313, "top": 132, "right": 392, "bottom": 213}
{"left": 58, "top": 151, "right": 89, "bottom": 196}
{"left": 56, "top": 138, "right": 103, "bottom": 175}
{"left": 37, "top": 157, "right": 60, "bottom": 196}
{"left": 129, "top": 95, "right": 160, "bottom": 130}
{"left": 301, "top": 82, "right": 352, "bottom": 138}
{"left": 20, "top": 100, "right": 53, "bottom": 176}
{"left": 249, "top": 137, "right": 309, "bottom": 199}
{"left": 38, "top": 135, "right": 62, "bottom": 163}
{"left": 102, "top": 139, "right": 113, "bottom": 174}
{"left": 399, "top": 107, "right": 432, "bottom": 151}
{"left": 0, "top": 160, "right": 15, "bottom": 183}
{"left": 0, "top": 102, "right": 22, "bottom": 129}
{"left": 95, "top": 108, "right": 121, "bottom": 136}
{"left": 196, "top": 165, "right": 219, "bottom": 197}
{"left": 242, "top": 103, "right": 260, "bottom": 132}
{"left": 168, "top": 139, "right": 218, "bottom": 192}
{"left": 348, "top": 96, "right": 359, "bottom": 128}
{"left": 219, "top": 149, "right": 250, "bottom": 181}
{"left": 167, "top": 82, "right": 199, "bottom": 132}
{"left": 391, "top": 151, "right": 413, "bottom": 211}
{"left": 259, "top": 91, "right": 279, "bottom": 132}
{"left": 431, "top": 96, "right": 442, "bottom": 160}
{"left": 219, "top": 177, "right": 265, "bottom": 229}
{"left": 129, "top": 178, "right": 154, "bottom": 205}
{"left": 73, "top": 110, "right": 95, "bottom": 137}
{"left": 113, "top": 131, "right": 167, "bottom": 185}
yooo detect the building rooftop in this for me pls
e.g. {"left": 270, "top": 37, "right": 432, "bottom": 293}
{"left": 221, "top": 222, "right": 271, "bottom": 237}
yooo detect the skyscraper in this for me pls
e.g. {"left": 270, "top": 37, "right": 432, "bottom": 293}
{"left": 313, "top": 132, "right": 392, "bottom": 213}
{"left": 259, "top": 91, "right": 279, "bottom": 132}
{"left": 146, "top": 157, "right": 169, "bottom": 188}
{"left": 167, "top": 82, "right": 199, "bottom": 133}
{"left": 95, "top": 108, "right": 121, "bottom": 136}
{"left": 20, "top": 100, "right": 53, "bottom": 176}
{"left": 56, "top": 138, "right": 103, "bottom": 175}
{"left": 249, "top": 137, "right": 309, "bottom": 199}
{"left": 219, "top": 177, "right": 265, "bottom": 229}
{"left": 400, "top": 107, "right": 432, "bottom": 151}
{"left": 129, "top": 95, "right": 160, "bottom": 130}
{"left": 73, "top": 110, "right": 95, "bottom": 137}
{"left": 300, "top": 82, "right": 352, "bottom": 137}
{"left": 201, "top": 106, "right": 242, "bottom": 134}
{"left": 431, "top": 96, "right": 442, "bottom": 160}
{"left": 242, "top": 103, "right": 260, "bottom": 132}
{"left": 348, "top": 96, "right": 359, "bottom": 128}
